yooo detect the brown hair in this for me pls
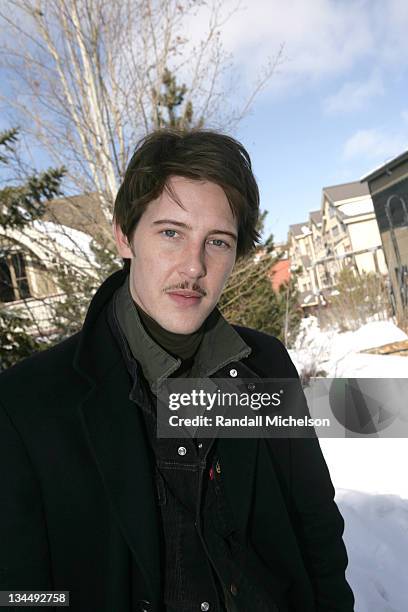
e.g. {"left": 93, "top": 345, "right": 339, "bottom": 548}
{"left": 113, "top": 128, "right": 261, "bottom": 271}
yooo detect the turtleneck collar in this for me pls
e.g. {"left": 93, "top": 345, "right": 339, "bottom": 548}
{"left": 112, "top": 274, "right": 252, "bottom": 394}
{"left": 134, "top": 301, "right": 205, "bottom": 362}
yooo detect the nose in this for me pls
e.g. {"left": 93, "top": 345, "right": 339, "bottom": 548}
{"left": 178, "top": 240, "right": 207, "bottom": 281}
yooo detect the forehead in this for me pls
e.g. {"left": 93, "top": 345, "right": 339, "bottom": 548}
{"left": 145, "top": 176, "right": 236, "bottom": 225}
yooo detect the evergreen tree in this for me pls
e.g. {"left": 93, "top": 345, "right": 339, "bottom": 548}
{"left": 50, "top": 238, "right": 122, "bottom": 341}
{"left": 0, "top": 128, "right": 65, "bottom": 371}
{"left": 151, "top": 67, "right": 203, "bottom": 129}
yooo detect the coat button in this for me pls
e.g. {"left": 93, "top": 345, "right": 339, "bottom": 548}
{"left": 230, "top": 583, "right": 238, "bottom": 596}
{"left": 248, "top": 383, "right": 255, "bottom": 390}
{"left": 200, "top": 602, "right": 210, "bottom": 611}
{"left": 137, "top": 600, "right": 151, "bottom": 612}
{"left": 229, "top": 368, "right": 238, "bottom": 377}
{"left": 177, "top": 446, "right": 187, "bottom": 456}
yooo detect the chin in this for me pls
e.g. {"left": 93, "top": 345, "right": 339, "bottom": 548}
{"left": 161, "top": 317, "right": 204, "bottom": 335}
{"left": 168, "top": 323, "right": 201, "bottom": 335}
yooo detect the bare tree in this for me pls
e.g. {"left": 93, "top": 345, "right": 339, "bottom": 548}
{"left": 0, "top": 0, "right": 283, "bottom": 230}
{"left": 0, "top": 2, "right": 284, "bottom": 353}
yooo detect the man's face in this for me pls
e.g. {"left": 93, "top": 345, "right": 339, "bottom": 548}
{"left": 114, "top": 176, "right": 238, "bottom": 333}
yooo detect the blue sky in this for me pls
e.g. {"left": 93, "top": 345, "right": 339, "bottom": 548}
{"left": 220, "top": 0, "right": 408, "bottom": 243}
{"left": 2, "top": 0, "right": 408, "bottom": 247}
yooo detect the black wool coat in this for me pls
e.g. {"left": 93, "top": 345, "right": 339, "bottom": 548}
{"left": 0, "top": 269, "right": 355, "bottom": 612}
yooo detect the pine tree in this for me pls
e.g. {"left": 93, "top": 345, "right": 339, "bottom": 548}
{"left": 0, "top": 128, "right": 65, "bottom": 371}
{"left": 151, "top": 66, "right": 203, "bottom": 129}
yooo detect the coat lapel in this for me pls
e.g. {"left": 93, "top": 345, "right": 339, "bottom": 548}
{"left": 77, "top": 359, "right": 162, "bottom": 601}
{"left": 73, "top": 269, "right": 162, "bottom": 601}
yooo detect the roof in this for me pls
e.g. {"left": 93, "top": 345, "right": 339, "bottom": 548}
{"left": 289, "top": 222, "right": 305, "bottom": 236}
{"left": 309, "top": 210, "right": 322, "bottom": 225}
{"left": 289, "top": 222, "right": 310, "bottom": 237}
{"left": 361, "top": 150, "right": 408, "bottom": 182}
{"left": 42, "top": 192, "right": 112, "bottom": 242}
{"left": 323, "top": 181, "right": 370, "bottom": 203}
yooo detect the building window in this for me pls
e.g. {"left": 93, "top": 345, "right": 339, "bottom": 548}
{"left": 329, "top": 205, "right": 336, "bottom": 218}
{"left": 332, "top": 225, "right": 339, "bottom": 237}
{"left": 0, "top": 251, "right": 31, "bottom": 303}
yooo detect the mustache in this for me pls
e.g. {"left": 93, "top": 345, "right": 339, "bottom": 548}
{"left": 164, "top": 282, "right": 207, "bottom": 296}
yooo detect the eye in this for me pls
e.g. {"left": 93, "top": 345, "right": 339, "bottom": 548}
{"left": 208, "top": 238, "right": 230, "bottom": 249}
{"left": 161, "top": 229, "right": 179, "bottom": 238}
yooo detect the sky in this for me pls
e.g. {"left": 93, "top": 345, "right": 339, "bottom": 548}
{"left": 215, "top": 0, "right": 408, "bottom": 243}
{"left": 2, "top": 0, "right": 408, "bottom": 246}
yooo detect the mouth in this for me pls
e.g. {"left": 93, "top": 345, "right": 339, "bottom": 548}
{"left": 166, "top": 290, "right": 204, "bottom": 307}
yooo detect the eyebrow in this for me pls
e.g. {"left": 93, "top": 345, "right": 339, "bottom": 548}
{"left": 152, "top": 219, "right": 238, "bottom": 242}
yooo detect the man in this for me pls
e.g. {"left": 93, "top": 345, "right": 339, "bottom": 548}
{"left": 0, "top": 129, "right": 355, "bottom": 612}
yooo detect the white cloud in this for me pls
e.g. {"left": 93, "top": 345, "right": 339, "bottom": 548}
{"left": 368, "top": 0, "right": 408, "bottom": 65}
{"left": 183, "top": 0, "right": 408, "bottom": 103}
{"left": 343, "top": 127, "right": 408, "bottom": 162}
{"left": 182, "top": 0, "right": 374, "bottom": 100}
{"left": 323, "top": 74, "right": 384, "bottom": 114}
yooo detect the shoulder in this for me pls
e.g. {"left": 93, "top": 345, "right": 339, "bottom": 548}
{"left": 0, "top": 332, "right": 82, "bottom": 405}
{"left": 232, "top": 324, "right": 299, "bottom": 378}
{"left": 232, "top": 324, "right": 288, "bottom": 359}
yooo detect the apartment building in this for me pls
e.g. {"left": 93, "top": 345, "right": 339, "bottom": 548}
{"left": 362, "top": 151, "right": 408, "bottom": 328}
{"left": 288, "top": 181, "right": 388, "bottom": 311}
{"left": 288, "top": 216, "right": 319, "bottom": 308}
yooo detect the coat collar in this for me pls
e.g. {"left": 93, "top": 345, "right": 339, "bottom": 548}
{"left": 73, "top": 269, "right": 262, "bottom": 602}
{"left": 113, "top": 273, "right": 252, "bottom": 394}
{"left": 72, "top": 268, "right": 129, "bottom": 385}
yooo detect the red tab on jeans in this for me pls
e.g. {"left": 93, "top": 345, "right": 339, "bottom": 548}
{"left": 209, "top": 466, "right": 214, "bottom": 480}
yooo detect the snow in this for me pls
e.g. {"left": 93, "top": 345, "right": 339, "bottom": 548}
{"left": 336, "top": 489, "right": 408, "bottom": 612}
{"left": 289, "top": 316, "right": 408, "bottom": 377}
{"left": 290, "top": 317, "right": 408, "bottom": 611}
{"left": 32, "top": 219, "right": 97, "bottom": 263}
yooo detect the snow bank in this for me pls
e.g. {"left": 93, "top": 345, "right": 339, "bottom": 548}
{"left": 320, "top": 438, "right": 408, "bottom": 499}
{"left": 289, "top": 317, "right": 408, "bottom": 610}
{"left": 289, "top": 316, "right": 408, "bottom": 377}
{"left": 336, "top": 489, "right": 408, "bottom": 612}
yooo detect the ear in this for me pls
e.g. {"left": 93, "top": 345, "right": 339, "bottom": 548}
{"left": 113, "top": 221, "right": 133, "bottom": 258}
